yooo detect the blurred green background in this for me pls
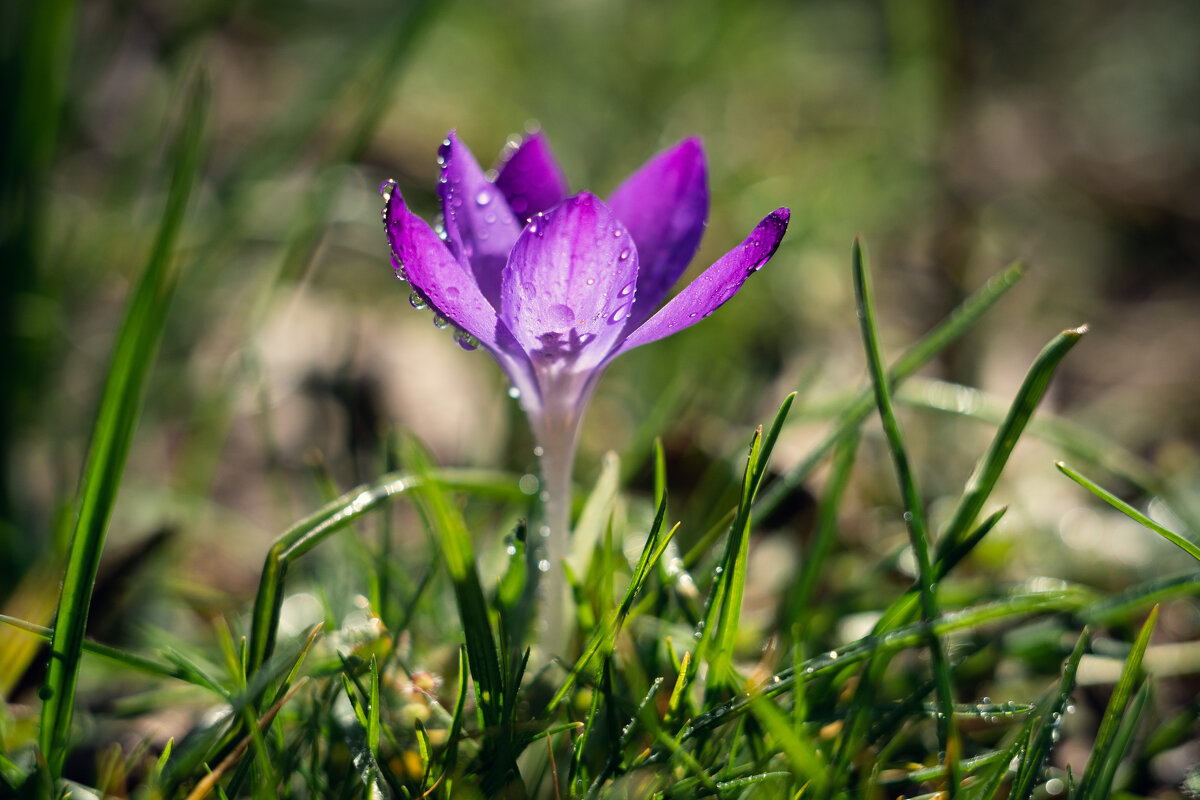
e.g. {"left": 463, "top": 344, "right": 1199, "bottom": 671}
{"left": 3, "top": 0, "right": 1200, "bottom": 785}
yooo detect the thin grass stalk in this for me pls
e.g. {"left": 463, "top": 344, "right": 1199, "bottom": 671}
{"left": 850, "top": 237, "right": 959, "bottom": 793}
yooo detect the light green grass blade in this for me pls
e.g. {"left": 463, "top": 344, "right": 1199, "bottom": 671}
{"left": 1078, "top": 606, "right": 1157, "bottom": 799}
{"left": 1056, "top": 462, "right": 1200, "bottom": 563}
{"left": 937, "top": 327, "right": 1087, "bottom": 554}
{"left": 38, "top": 74, "right": 209, "bottom": 777}
{"left": 757, "top": 260, "right": 1025, "bottom": 520}
{"left": 852, "top": 237, "right": 959, "bottom": 789}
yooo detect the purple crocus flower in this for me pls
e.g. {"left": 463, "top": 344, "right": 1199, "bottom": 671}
{"left": 381, "top": 131, "right": 788, "bottom": 652}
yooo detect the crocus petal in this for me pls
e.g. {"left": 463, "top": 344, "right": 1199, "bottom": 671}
{"left": 500, "top": 193, "right": 640, "bottom": 373}
{"left": 607, "top": 138, "right": 708, "bottom": 327}
{"left": 614, "top": 208, "right": 790, "bottom": 356}
{"left": 438, "top": 132, "right": 522, "bottom": 308}
{"left": 386, "top": 186, "right": 539, "bottom": 399}
{"left": 494, "top": 131, "right": 570, "bottom": 222}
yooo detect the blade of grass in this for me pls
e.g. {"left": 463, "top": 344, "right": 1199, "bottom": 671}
{"left": 1089, "top": 681, "right": 1150, "bottom": 800}
{"left": 936, "top": 326, "right": 1087, "bottom": 555}
{"left": 1056, "top": 462, "right": 1200, "bottom": 563}
{"left": 403, "top": 441, "right": 504, "bottom": 731}
{"left": 1077, "top": 607, "right": 1157, "bottom": 799}
{"left": 852, "top": 237, "right": 959, "bottom": 792}
{"left": 756, "top": 260, "right": 1025, "bottom": 521}
{"left": 39, "top": 73, "right": 209, "bottom": 777}
{"left": 1011, "top": 629, "right": 1089, "bottom": 800}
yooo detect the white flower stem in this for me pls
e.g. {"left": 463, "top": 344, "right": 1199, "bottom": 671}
{"left": 533, "top": 389, "right": 586, "bottom": 662}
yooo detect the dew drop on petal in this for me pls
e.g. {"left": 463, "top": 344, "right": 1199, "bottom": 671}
{"left": 432, "top": 314, "right": 450, "bottom": 330}
{"left": 618, "top": 248, "right": 631, "bottom": 261}
{"left": 454, "top": 330, "right": 479, "bottom": 351}
{"left": 612, "top": 228, "right": 622, "bottom": 237}
{"left": 618, "top": 282, "right": 634, "bottom": 297}
{"left": 445, "top": 286, "right": 460, "bottom": 300}
{"left": 378, "top": 179, "right": 396, "bottom": 199}
{"left": 508, "top": 386, "right": 521, "bottom": 399}
{"left": 548, "top": 304, "right": 575, "bottom": 326}
{"left": 409, "top": 292, "right": 428, "bottom": 310}
{"left": 586, "top": 278, "right": 595, "bottom": 286}
{"left": 608, "top": 308, "right": 625, "bottom": 324}
{"left": 475, "top": 189, "right": 492, "bottom": 207}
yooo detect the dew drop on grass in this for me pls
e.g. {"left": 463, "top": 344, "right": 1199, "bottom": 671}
{"left": 517, "top": 474, "right": 539, "bottom": 495}
{"left": 533, "top": 446, "right": 544, "bottom": 457}
{"left": 537, "top": 559, "right": 550, "bottom": 573}
{"left": 538, "top": 524, "right": 550, "bottom": 538}
{"left": 506, "top": 544, "right": 517, "bottom": 556}
{"left": 828, "top": 650, "right": 839, "bottom": 660}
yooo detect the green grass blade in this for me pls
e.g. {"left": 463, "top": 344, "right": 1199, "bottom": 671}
{"left": 403, "top": 442, "right": 504, "bottom": 730}
{"left": 757, "top": 260, "right": 1025, "bottom": 521}
{"left": 937, "top": 327, "right": 1087, "bottom": 554}
{"left": 745, "top": 690, "right": 827, "bottom": 792}
{"left": 38, "top": 74, "right": 209, "bottom": 777}
{"left": 965, "top": 722, "right": 1032, "bottom": 800}
{"left": 852, "top": 237, "right": 959, "bottom": 789}
{"left": 1011, "top": 629, "right": 1089, "bottom": 800}
{"left": 1082, "top": 571, "right": 1200, "bottom": 625}
{"left": 1056, "top": 462, "right": 1200, "bottom": 563}
{"left": 1078, "top": 606, "right": 1157, "bottom": 799}
{"left": 1090, "top": 681, "right": 1150, "bottom": 800}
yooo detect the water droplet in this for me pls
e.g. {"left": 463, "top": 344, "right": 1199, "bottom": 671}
{"left": 533, "top": 446, "right": 544, "bottom": 457}
{"left": 455, "top": 330, "right": 479, "bottom": 351}
{"left": 538, "top": 524, "right": 551, "bottom": 538}
{"left": 475, "top": 189, "right": 492, "bottom": 207}
{"left": 548, "top": 304, "right": 575, "bottom": 327}
{"left": 379, "top": 179, "right": 396, "bottom": 198}
{"left": 528, "top": 223, "right": 538, "bottom": 234}
{"left": 608, "top": 308, "right": 625, "bottom": 324}
{"left": 903, "top": 511, "right": 914, "bottom": 523}
{"left": 620, "top": 282, "right": 634, "bottom": 297}
{"left": 1066, "top": 703, "right": 1076, "bottom": 715}
{"left": 445, "top": 286, "right": 460, "bottom": 300}
{"left": 508, "top": 386, "right": 521, "bottom": 399}
{"left": 689, "top": 312, "right": 697, "bottom": 318}
{"left": 586, "top": 278, "right": 595, "bottom": 286}
{"left": 409, "top": 292, "right": 428, "bottom": 310}
{"left": 484, "top": 212, "right": 496, "bottom": 224}
{"left": 828, "top": 650, "right": 839, "bottom": 660}
{"left": 506, "top": 544, "right": 517, "bottom": 556}
{"left": 432, "top": 314, "right": 450, "bottom": 330}
{"left": 713, "top": 566, "right": 724, "bottom": 576}
{"left": 618, "top": 248, "right": 631, "bottom": 261}
{"left": 981, "top": 696, "right": 992, "bottom": 705}
{"left": 751, "top": 239, "right": 760, "bottom": 247}
{"left": 612, "top": 228, "right": 622, "bottom": 237}
{"left": 537, "top": 559, "right": 550, "bottom": 573}
{"left": 805, "top": 667, "right": 814, "bottom": 675}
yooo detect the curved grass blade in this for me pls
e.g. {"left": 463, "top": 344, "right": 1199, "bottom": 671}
{"left": 757, "top": 260, "right": 1025, "bottom": 521}
{"left": 1056, "top": 462, "right": 1200, "bottom": 564}
{"left": 853, "top": 237, "right": 958, "bottom": 789}
{"left": 1077, "top": 606, "right": 1157, "bottom": 799}
{"left": 38, "top": 74, "right": 209, "bottom": 777}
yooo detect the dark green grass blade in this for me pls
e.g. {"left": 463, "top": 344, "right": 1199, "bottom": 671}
{"left": 936, "top": 327, "right": 1087, "bottom": 555}
{"left": 1056, "top": 462, "right": 1200, "bottom": 563}
{"left": 757, "top": 261, "right": 1025, "bottom": 521}
{"left": 1089, "top": 681, "right": 1150, "bottom": 800}
{"left": 38, "top": 75, "right": 209, "bottom": 777}
{"left": 1011, "top": 629, "right": 1089, "bottom": 800}
{"left": 403, "top": 442, "right": 503, "bottom": 730}
{"left": 853, "top": 237, "right": 959, "bottom": 789}
{"left": 1078, "top": 607, "right": 1157, "bottom": 799}
{"left": 1083, "top": 571, "right": 1200, "bottom": 625}
{"left": 966, "top": 722, "right": 1033, "bottom": 800}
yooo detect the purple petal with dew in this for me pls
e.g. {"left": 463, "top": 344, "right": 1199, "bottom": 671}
{"left": 607, "top": 138, "right": 708, "bottom": 328}
{"left": 613, "top": 208, "right": 790, "bottom": 356}
{"left": 438, "top": 132, "right": 522, "bottom": 308}
{"left": 500, "top": 193, "right": 640, "bottom": 374}
{"left": 386, "top": 187, "right": 538, "bottom": 398}
{"left": 495, "top": 131, "right": 570, "bottom": 222}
